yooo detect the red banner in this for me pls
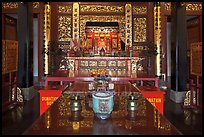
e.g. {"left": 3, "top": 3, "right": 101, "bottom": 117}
{"left": 39, "top": 90, "right": 62, "bottom": 115}
{"left": 136, "top": 86, "right": 165, "bottom": 115}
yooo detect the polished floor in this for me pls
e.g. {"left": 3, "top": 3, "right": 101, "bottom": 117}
{"left": 2, "top": 80, "right": 202, "bottom": 135}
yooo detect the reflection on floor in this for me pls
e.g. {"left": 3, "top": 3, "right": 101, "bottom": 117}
{"left": 2, "top": 80, "right": 202, "bottom": 135}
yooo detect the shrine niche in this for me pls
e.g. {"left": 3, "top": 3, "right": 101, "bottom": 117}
{"left": 84, "top": 22, "right": 120, "bottom": 56}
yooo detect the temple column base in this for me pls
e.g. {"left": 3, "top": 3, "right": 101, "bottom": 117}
{"left": 170, "top": 90, "right": 187, "bottom": 103}
{"left": 21, "top": 86, "right": 37, "bottom": 101}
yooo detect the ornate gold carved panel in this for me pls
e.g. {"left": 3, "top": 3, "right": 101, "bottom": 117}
{"left": 86, "top": 38, "right": 93, "bottom": 49}
{"left": 72, "top": 3, "right": 79, "bottom": 40}
{"left": 43, "top": 4, "right": 51, "bottom": 75}
{"left": 128, "top": 60, "right": 131, "bottom": 72}
{"left": 89, "top": 61, "right": 97, "bottom": 67}
{"left": 79, "top": 15, "right": 125, "bottom": 42}
{"left": 58, "top": 5, "right": 72, "bottom": 13}
{"left": 164, "top": 2, "right": 202, "bottom": 11}
{"left": 133, "top": 18, "right": 147, "bottom": 43}
{"left": 154, "top": 3, "right": 162, "bottom": 76}
{"left": 133, "top": 6, "right": 147, "bottom": 14}
{"left": 125, "top": 4, "right": 132, "bottom": 49}
{"left": 131, "top": 59, "right": 137, "bottom": 71}
{"left": 80, "top": 5, "right": 124, "bottom": 13}
{"left": 80, "top": 60, "right": 88, "bottom": 67}
{"left": 184, "top": 3, "right": 202, "bottom": 11}
{"left": 117, "top": 60, "right": 126, "bottom": 67}
{"left": 164, "top": 3, "right": 171, "bottom": 11}
{"left": 33, "top": 2, "right": 40, "bottom": 8}
{"left": 2, "top": 2, "right": 40, "bottom": 9}
{"left": 98, "top": 61, "right": 107, "bottom": 67}
{"left": 108, "top": 61, "right": 117, "bottom": 67}
{"left": 2, "top": 2, "right": 18, "bottom": 9}
{"left": 112, "top": 38, "right": 118, "bottom": 49}
{"left": 69, "top": 60, "right": 75, "bottom": 71}
{"left": 58, "top": 16, "right": 72, "bottom": 41}
{"left": 133, "top": 45, "right": 148, "bottom": 51}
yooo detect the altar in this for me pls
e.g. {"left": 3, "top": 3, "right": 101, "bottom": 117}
{"left": 62, "top": 57, "right": 139, "bottom": 75}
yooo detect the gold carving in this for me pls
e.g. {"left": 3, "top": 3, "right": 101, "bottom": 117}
{"left": 86, "top": 26, "right": 119, "bottom": 34}
{"left": 165, "top": 2, "right": 202, "bottom": 11}
{"left": 117, "top": 60, "right": 126, "bottom": 67}
{"left": 89, "top": 61, "right": 97, "bottom": 67}
{"left": 58, "top": 16, "right": 72, "bottom": 41}
{"left": 98, "top": 60, "right": 107, "bottom": 67}
{"left": 133, "top": 18, "right": 147, "bottom": 42}
{"left": 184, "top": 3, "right": 202, "bottom": 11}
{"left": 16, "top": 87, "right": 24, "bottom": 102}
{"left": 133, "top": 6, "right": 147, "bottom": 14}
{"left": 33, "top": 2, "right": 39, "bottom": 8}
{"left": 80, "top": 5, "right": 124, "bottom": 13}
{"left": 164, "top": 2, "right": 171, "bottom": 11}
{"left": 154, "top": 4, "right": 162, "bottom": 76}
{"left": 112, "top": 38, "right": 118, "bottom": 49}
{"left": 2, "top": 2, "right": 18, "bottom": 9}
{"left": 133, "top": 45, "right": 148, "bottom": 51}
{"left": 131, "top": 59, "right": 137, "bottom": 71}
{"left": 183, "top": 91, "right": 191, "bottom": 107}
{"left": 72, "top": 3, "right": 79, "bottom": 40}
{"left": 125, "top": 4, "right": 132, "bottom": 49}
{"left": 2, "top": 2, "right": 40, "bottom": 9}
{"left": 80, "top": 60, "right": 88, "bottom": 67}
{"left": 69, "top": 60, "right": 75, "bottom": 71}
{"left": 80, "top": 15, "right": 125, "bottom": 42}
{"left": 58, "top": 5, "right": 72, "bottom": 13}
{"left": 108, "top": 61, "right": 116, "bottom": 67}
{"left": 43, "top": 4, "right": 51, "bottom": 75}
{"left": 45, "top": 110, "right": 51, "bottom": 129}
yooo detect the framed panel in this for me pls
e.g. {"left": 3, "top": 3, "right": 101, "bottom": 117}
{"left": 190, "top": 42, "right": 202, "bottom": 76}
{"left": 94, "top": 38, "right": 99, "bottom": 53}
{"left": 4, "top": 40, "right": 18, "bottom": 73}
{"left": 117, "top": 60, "right": 126, "bottom": 67}
{"left": 86, "top": 38, "right": 92, "bottom": 49}
{"left": 108, "top": 60, "right": 116, "bottom": 67}
{"left": 112, "top": 38, "right": 118, "bottom": 49}
{"left": 80, "top": 60, "right": 88, "bottom": 67}
{"left": 89, "top": 60, "right": 97, "bottom": 67}
{"left": 106, "top": 38, "right": 111, "bottom": 53}
{"left": 98, "top": 60, "right": 107, "bottom": 67}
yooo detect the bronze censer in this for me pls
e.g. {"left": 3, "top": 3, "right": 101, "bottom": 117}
{"left": 127, "top": 93, "right": 138, "bottom": 111}
{"left": 70, "top": 95, "right": 82, "bottom": 111}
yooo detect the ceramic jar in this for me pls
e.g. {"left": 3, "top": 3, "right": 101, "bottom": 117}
{"left": 92, "top": 91, "right": 114, "bottom": 119}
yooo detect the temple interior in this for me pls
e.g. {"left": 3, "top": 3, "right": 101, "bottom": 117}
{"left": 2, "top": 2, "right": 202, "bottom": 135}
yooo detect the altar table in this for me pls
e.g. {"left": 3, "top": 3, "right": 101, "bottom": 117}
{"left": 23, "top": 81, "right": 181, "bottom": 135}
{"left": 44, "top": 70, "right": 159, "bottom": 87}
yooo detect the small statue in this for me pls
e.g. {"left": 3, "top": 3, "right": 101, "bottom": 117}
{"left": 100, "top": 47, "right": 105, "bottom": 56}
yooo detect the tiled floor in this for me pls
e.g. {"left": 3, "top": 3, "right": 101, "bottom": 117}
{"left": 2, "top": 81, "right": 202, "bottom": 135}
